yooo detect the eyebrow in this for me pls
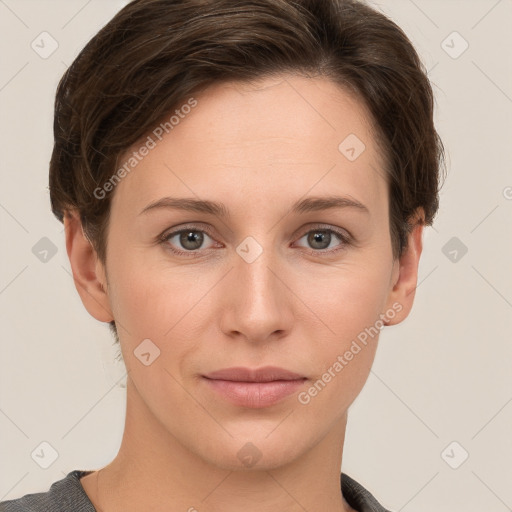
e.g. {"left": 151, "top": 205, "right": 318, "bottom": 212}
{"left": 139, "top": 195, "right": 369, "bottom": 217}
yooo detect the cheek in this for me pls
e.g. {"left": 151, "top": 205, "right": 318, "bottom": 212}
{"left": 106, "top": 249, "right": 213, "bottom": 362}
{"left": 296, "top": 343, "right": 376, "bottom": 418}
{"left": 299, "top": 258, "right": 392, "bottom": 339}
{"left": 293, "top": 258, "right": 392, "bottom": 400}
{"left": 295, "top": 283, "right": 384, "bottom": 415}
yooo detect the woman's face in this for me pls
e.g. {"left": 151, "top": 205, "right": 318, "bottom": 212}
{"left": 91, "top": 74, "right": 413, "bottom": 470}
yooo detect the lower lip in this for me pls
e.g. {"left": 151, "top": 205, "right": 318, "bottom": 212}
{"left": 202, "top": 377, "right": 307, "bottom": 408}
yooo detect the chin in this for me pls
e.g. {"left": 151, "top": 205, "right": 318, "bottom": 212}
{"left": 195, "top": 433, "right": 309, "bottom": 472}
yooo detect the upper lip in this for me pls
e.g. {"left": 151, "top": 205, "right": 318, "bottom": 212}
{"left": 203, "top": 366, "right": 306, "bottom": 383}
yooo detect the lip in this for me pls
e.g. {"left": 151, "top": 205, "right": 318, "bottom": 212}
{"left": 203, "top": 366, "right": 305, "bottom": 382}
{"left": 202, "top": 366, "right": 307, "bottom": 408}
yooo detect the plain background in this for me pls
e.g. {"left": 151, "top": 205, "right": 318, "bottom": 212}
{"left": 1, "top": 0, "right": 511, "bottom": 510}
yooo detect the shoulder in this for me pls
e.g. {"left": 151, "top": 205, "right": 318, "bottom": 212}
{"left": 0, "top": 470, "right": 96, "bottom": 512}
{"left": 341, "top": 472, "right": 394, "bottom": 512}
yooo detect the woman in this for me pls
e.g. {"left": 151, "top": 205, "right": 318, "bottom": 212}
{"left": 0, "top": 0, "right": 444, "bottom": 510}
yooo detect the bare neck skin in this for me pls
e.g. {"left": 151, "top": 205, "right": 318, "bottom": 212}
{"left": 80, "top": 377, "right": 356, "bottom": 512}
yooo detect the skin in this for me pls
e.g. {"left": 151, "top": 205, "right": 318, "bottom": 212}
{"left": 66, "top": 73, "right": 424, "bottom": 512}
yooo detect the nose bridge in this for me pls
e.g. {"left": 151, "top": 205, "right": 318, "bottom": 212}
{"left": 224, "top": 233, "right": 291, "bottom": 339}
{"left": 235, "top": 235, "right": 281, "bottom": 306}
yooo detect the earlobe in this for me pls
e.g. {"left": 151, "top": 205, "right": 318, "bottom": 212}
{"left": 383, "top": 209, "right": 425, "bottom": 326}
{"left": 64, "top": 210, "right": 114, "bottom": 323}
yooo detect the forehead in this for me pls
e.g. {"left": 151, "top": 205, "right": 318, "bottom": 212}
{"left": 111, "top": 74, "right": 388, "bottom": 218}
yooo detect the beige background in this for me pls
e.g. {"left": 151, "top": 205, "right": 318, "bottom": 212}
{"left": 1, "top": 0, "right": 511, "bottom": 510}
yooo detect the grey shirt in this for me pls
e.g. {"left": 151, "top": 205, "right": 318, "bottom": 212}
{"left": 0, "top": 470, "right": 392, "bottom": 512}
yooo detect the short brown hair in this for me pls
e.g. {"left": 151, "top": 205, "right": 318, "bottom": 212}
{"left": 49, "top": 0, "right": 445, "bottom": 343}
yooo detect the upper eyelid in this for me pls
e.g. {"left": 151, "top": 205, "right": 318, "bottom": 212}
{"left": 161, "top": 222, "right": 348, "bottom": 236}
{"left": 161, "top": 224, "right": 216, "bottom": 241}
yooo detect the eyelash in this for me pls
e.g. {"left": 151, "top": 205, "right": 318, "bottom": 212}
{"left": 158, "top": 223, "right": 352, "bottom": 258}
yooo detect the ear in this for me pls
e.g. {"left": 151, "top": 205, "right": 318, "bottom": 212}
{"left": 383, "top": 208, "right": 425, "bottom": 326}
{"left": 64, "top": 210, "right": 114, "bottom": 323}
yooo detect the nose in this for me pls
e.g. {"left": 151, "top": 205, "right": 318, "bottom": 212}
{"left": 219, "top": 241, "right": 294, "bottom": 344}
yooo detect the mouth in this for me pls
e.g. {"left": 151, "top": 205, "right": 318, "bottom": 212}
{"left": 202, "top": 366, "right": 307, "bottom": 408}
{"left": 203, "top": 366, "right": 306, "bottom": 383}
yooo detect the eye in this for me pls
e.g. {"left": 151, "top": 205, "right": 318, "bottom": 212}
{"left": 159, "top": 224, "right": 219, "bottom": 257}
{"left": 158, "top": 223, "right": 352, "bottom": 258}
{"left": 294, "top": 225, "right": 351, "bottom": 255}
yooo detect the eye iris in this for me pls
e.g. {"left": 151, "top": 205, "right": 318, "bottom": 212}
{"left": 180, "top": 231, "right": 203, "bottom": 250}
{"left": 308, "top": 230, "right": 331, "bottom": 250}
